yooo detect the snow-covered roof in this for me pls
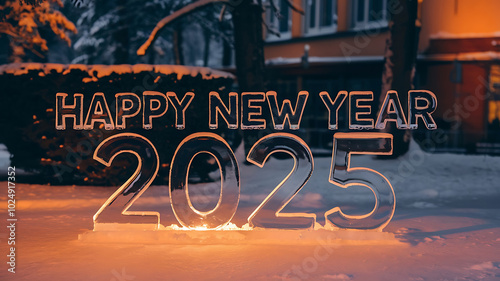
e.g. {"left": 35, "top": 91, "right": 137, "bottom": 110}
{"left": 429, "top": 31, "right": 500, "bottom": 39}
{"left": 266, "top": 56, "right": 384, "bottom": 66}
{"left": 418, "top": 51, "right": 500, "bottom": 62}
{"left": 267, "top": 51, "right": 500, "bottom": 66}
{"left": 0, "top": 63, "right": 235, "bottom": 82}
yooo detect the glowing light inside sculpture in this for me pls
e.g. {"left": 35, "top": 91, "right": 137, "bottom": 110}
{"left": 56, "top": 90, "right": 438, "bottom": 232}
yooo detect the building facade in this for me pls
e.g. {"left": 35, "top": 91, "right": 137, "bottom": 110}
{"left": 263, "top": 0, "right": 500, "bottom": 154}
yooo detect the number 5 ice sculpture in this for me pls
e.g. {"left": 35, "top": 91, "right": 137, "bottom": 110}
{"left": 325, "top": 133, "right": 395, "bottom": 230}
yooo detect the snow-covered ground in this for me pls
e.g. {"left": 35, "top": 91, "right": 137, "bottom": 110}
{"left": 0, "top": 145, "right": 10, "bottom": 172}
{"left": 1, "top": 140, "right": 500, "bottom": 280}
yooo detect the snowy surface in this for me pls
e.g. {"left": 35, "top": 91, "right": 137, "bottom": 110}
{"left": 0, "top": 145, "right": 9, "bottom": 172}
{"left": 1, "top": 141, "right": 500, "bottom": 280}
{"left": 0, "top": 63, "right": 235, "bottom": 82}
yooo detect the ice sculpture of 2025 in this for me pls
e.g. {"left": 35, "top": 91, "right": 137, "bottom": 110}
{"left": 56, "top": 90, "right": 437, "bottom": 231}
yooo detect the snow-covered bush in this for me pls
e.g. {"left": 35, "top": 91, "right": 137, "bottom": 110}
{"left": 0, "top": 63, "right": 235, "bottom": 185}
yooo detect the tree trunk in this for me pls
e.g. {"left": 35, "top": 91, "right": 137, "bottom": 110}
{"left": 222, "top": 38, "right": 231, "bottom": 67}
{"left": 380, "top": 0, "right": 420, "bottom": 158}
{"left": 232, "top": 0, "right": 266, "bottom": 91}
{"left": 113, "top": 0, "right": 129, "bottom": 64}
{"left": 173, "top": 25, "right": 184, "bottom": 65}
{"left": 203, "top": 29, "right": 210, "bottom": 66}
{"left": 148, "top": 47, "right": 156, "bottom": 64}
{"left": 232, "top": 0, "right": 267, "bottom": 154}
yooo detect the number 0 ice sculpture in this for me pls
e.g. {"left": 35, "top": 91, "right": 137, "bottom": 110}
{"left": 169, "top": 133, "right": 240, "bottom": 229}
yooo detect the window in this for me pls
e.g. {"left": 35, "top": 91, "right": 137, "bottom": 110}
{"left": 352, "top": 0, "right": 388, "bottom": 30}
{"left": 488, "top": 65, "right": 500, "bottom": 126}
{"left": 265, "top": 0, "right": 292, "bottom": 41}
{"left": 304, "top": 0, "right": 338, "bottom": 35}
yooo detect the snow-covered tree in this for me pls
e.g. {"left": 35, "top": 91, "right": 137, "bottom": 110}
{"left": 137, "top": 0, "right": 303, "bottom": 153}
{"left": 72, "top": 0, "right": 185, "bottom": 65}
{"left": 137, "top": 0, "right": 303, "bottom": 82}
{"left": 71, "top": 0, "right": 234, "bottom": 66}
{"left": 0, "top": 0, "right": 76, "bottom": 62}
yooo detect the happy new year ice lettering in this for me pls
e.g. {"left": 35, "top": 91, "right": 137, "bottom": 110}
{"left": 55, "top": 90, "right": 437, "bottom": 231}
{"left": 56, "top": 90, "right": 437, "bottom": 131}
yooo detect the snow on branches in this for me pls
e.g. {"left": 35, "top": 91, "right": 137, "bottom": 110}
{"left": 0, "top": 0, "right": 77, "bottom": 61}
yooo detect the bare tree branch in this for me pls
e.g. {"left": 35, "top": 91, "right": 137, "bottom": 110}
{"left": 218, "top": 4, "right": 226, "bottom": 21}
{"left": 269, "top": 0, "right": 280, "bottom": 18}
{"left": 194, "top": 13, "right": 234, "bottom": 46}
{"left": 0, "top": 23, "right": 20, "bottom": 38}
{"left": 285, "top": 0, "right": 304, "bottom": 15}
{"left": 263, "top": 20, "right": 280, "bottom": 37}
{"left": 137, "top": 0, "right": 231, "bottom": 56}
